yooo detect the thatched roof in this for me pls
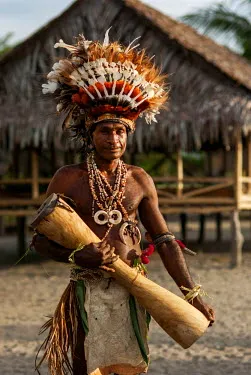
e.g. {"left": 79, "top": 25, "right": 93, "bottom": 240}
{"left": 0, "top": 0, "right": 251, "bottom": 153}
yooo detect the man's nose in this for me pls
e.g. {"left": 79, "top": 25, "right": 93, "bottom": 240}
{"left": 108, "top": 132, "right": 119, "bottom": 143}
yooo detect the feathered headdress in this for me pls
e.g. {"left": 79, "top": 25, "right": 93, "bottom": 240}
{"left": 42, "top": 29, "right": 168, "bottom": 146}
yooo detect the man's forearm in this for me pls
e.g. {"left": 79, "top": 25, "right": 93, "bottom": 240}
{"left": 157, "top": 239, "right": 195, "bottom": 292}
{"left": 32, "top": 234, "right": 71, "bottom": 263}
{"left": 156, "top": 239, "right": 215, "bottom": 323}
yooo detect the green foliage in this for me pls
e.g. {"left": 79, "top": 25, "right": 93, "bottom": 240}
{"left": 134, "top": 151, "right": 206, "bottom": 177}
{"left": 182, "top": 0, "right": 251, "bottom": 59}
{"left": 182, "top": 152, "right": 206, "bottom": 175}
{"left": 135, "top": 152, "right": 172, "bottom": 176}
{"left": 0, "top": 32, "right": 14, "bottom": 56}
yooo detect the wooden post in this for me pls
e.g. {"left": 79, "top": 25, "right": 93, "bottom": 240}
{"left": 247, "top": 133, "right": 251, "bottom": 194}
{"left": 17, "top": 216, "right": 26, "bottom": 258}
{"left": 177, "top": 149, "right": 185, "bottom": 241}
{"left": 180, "top": 213, "right": 187, "bottom": 241}
{"left": 13, "top": 145, "right": 20, "bottom": 178}
{"left": 232, "top": 129, "right": 243, "bottom": 267}
{"left": 230, "top": 210, "right": 243, "bottom": 267}
{"left": 216, "top": 213, "right": 222, "bottom": 241}
{"left": 32, "top": 150, "right": 39, "bottom": 199}
{"left": 207, "top": 151, "right": 213, "bottom": 176}
{"left": 50, "top": 143, "right": 56, "bottom": 174}
{"left": 234, "top": 129, "right": 243, "bottom": 209}
{"left": 177, "top": 148, "right": 183, "bottom": 198}
{"left": 198, "top": 214, "right": 205, "bottom": 244}
{"left": 0, "top": 217, "right": 4, "bottom": 236}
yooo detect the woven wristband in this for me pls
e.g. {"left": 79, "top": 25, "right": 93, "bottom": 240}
{"left": 68, "top": 245, "right": 85, "bottom": 265}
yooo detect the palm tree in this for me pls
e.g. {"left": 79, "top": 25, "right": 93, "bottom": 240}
{"left": 0, "top": 32, "right": 14, "bottom": 56}
{"left": 181, "top": 0, "right": 251, "bottom": 59}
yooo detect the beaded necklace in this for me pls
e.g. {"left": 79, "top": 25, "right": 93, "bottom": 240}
{"left": 87, "top": 152, "right": 141, "bottom": 243}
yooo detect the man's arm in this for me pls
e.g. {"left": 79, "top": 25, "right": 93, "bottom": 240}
{"left": 137, "top": 170, "right": 215, "bottom": 323}
{"left": 32, "top": 233, "right": 71, "bottom": 262}
{"left": 32, "top": 166, "right": 117, "bottom": 268}
{"left": 32, "top": 166, "right": 74, "bottom": 262}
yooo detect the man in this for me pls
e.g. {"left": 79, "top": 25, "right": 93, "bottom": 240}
{"left": 34, "top": 32, "right": 215, "bottom": 375}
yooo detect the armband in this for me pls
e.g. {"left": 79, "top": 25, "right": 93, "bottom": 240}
{"left": 152, "top": 232, "right": 175, "bottom": 247}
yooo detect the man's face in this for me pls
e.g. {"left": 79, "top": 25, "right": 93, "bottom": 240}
{"left": 92, "top": 122, "right": 127, "bottom": 161}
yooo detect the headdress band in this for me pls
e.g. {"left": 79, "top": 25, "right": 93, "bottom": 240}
{"left": 86, "top": 114, "right": 135, "bottom": 132}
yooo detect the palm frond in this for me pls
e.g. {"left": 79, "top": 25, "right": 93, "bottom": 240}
{"left": 182, "top": 4, "right": 251, "bottom": 36}
{"left": 181, "top": 2, "right": 251, "bottom": 57}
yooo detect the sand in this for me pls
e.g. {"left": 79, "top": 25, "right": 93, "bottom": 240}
{"left": 1, "top": 239, "right": 251, "bottom": 375}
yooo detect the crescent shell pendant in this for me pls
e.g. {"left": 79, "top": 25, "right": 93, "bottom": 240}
{"left": 134, "top": 226, "right": 141, "bottom": 245}
{"left": 119, "top": 222, "right": 142, "bottom": 245}
{"left": 119, "top": 222, "right": 128, "bottom": 244}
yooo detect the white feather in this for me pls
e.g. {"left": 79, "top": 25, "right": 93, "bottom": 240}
{"left": 42, "top": 81, "right": 58, "bottom": 94}
{"left": 54, "top": 39, "right": 77, "bottom": 53}
{"left": 103, "top": 27, "right": 112, "bottom": 47}
{"left": 125, "top": 36, "right": 141, "bottom": 53}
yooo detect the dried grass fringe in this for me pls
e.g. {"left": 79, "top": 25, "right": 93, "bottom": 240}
{"left": 35, "top": 281, "right": 78, "bottom": 375}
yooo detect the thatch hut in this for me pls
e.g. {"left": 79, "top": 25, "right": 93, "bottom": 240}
{"left": 0, "top": 0, "right": 251, "bottom": 264}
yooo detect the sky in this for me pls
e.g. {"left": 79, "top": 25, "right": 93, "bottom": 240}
{"left": 0, "top": 0, "right": 216, "bottom": 45}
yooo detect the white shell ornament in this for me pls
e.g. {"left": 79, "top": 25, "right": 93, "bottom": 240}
{"left": 94, "top": 210, "right": 109, "bottom": 225}
{"left": 109, "top": 210, "right": 122, "bottom": 225}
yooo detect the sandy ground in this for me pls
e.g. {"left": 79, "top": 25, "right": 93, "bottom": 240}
{"left": 1, "top": 235, "right": 251, "bottom": 375}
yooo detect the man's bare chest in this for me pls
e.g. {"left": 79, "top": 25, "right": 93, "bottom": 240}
{"left": 65, "top": 175, "right": 143, "bottom": 217}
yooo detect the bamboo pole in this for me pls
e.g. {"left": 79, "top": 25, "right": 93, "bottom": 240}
{"left": 32, "top": 150, "right": 39, "bottom": 199}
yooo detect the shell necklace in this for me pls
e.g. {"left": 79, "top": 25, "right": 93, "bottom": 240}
{"left": 87, "top": 152, "right": 141, "bottom": 244}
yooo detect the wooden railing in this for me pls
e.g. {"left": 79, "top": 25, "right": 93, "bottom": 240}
{"left": 153, "top": 176, "right": 236, "bottom": 213}
{"left": 1, "top": 175, "right": 251, "bottom": 215}
{"left": 0, "top": 177, "right": 51, "bottom": 216}
{"left": 239, "top": 176, "right": 251, "bottom": 209}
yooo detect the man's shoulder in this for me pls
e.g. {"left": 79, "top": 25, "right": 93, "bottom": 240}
{"left": 47, "top": 162, "right": 88, "bottom": 196}
{"left": 126, "top": 164, "right": 153, "bottom": 185}
{"left": 53, "top": 163, "right": 87, "bottom": 179}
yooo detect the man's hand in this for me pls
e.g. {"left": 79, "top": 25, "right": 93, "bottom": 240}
{"left": 74, "top": 240, "right": 118, "bottom": 270}
{"left": 192, "top": 297, "right": 215, "bottom": 326}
